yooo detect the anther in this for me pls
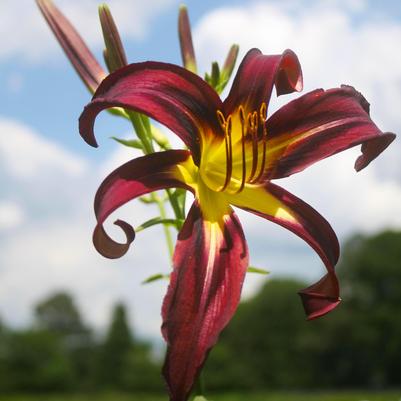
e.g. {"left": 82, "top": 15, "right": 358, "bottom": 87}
{"left": 259, "top": 102, "right": 267, "bottom": 122}
{"left": 216, "top": 110, "right": 226, "bottom": 130}
{"left": 238, "top": 105, "right": 246, "bottom": 124}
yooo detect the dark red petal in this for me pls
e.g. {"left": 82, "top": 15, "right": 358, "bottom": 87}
{"left": 36, "top": 0, "right": 106, "bottom": 93}
{"left": 266, "top": 85, "right": 396, "bottom": 179}
{"left": 161, "top": 202, "right": 249, "bottom": 401}
{"left": 229, "top": 183, "right": 340, "bottom": 320}
{"left": 223, "top": 48, "right": 303, "bottom": 115}
{"left": 94, "top": 150, "right": 193, "bottom": 259}
{"left": 79, "top": 62, "right": 223, "bottom": 164}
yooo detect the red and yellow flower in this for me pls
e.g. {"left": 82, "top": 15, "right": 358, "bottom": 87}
{"left": 79, "top": 49, "right": 395, "bottom": 401}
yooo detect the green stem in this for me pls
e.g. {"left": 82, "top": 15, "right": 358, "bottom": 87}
{"left": 152, "top": 193, "right": 174, "bottom": 260}
{"left": 166, "top": 189, "right": 184, "bottom": 220}
{"left": 127, "top": 111, "right": 154, "bottom": 154}
{"left": 125, "top": 109, "right": 180, "bottom": 261}
{"left": 193, "top": 372, "right": 204, "bottom": 397}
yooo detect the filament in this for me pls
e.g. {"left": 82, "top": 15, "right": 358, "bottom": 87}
{"left": 236, "top": 106, "right": 247, "bottom": 193}
{"left": 219, "top": 115, "right": 233, "bottom": 192}
{"left": 248, "top": 111, "right": 259, "bottom": 182}
{"left": 251, "top": 103, "right": 268, "bottom": 183}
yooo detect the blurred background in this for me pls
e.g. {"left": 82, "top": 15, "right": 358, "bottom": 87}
{"left": 0, "top": 0, "right": 401, "bottom": 399}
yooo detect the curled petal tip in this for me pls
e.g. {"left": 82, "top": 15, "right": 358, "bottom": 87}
{"left": 299, "top": 291, "right": 341, "bottom": 320}
{"left": 276, "top": 49, "right": 303, "bottom": 95}
{"left": 355, "top": 132, "right": 396, "bottom": 172}
{"left": 93, "top": 219, "right": 135, "bottom": 259}
{"left": 298, "top": 272, "right": 340, "bottom": 320}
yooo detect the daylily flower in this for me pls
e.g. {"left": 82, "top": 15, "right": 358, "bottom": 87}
{"left": 79, "top": 49, "right": 395, "bottom": 401}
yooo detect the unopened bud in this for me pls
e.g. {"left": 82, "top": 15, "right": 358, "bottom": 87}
{"left": 99, "top": 4, "right": 128, "bottom": 72}
{"left": 178, "top": 4, "right": 197, "bottom": 74}
{"left": 222, "top": 44, "right": 239, "bottom": 80}
{"left": 36, "top": 0, "right": 106, "bottom": 93}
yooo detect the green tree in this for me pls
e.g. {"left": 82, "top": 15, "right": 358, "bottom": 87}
{"left": 34, "top": 291, "right": 95, "bottom": 390}
{"left": 205, "top": 278, "right": 316, "bottom": 390}
{"left": 35, "top": 291, "right": 86, "bottom": 336}
{"left": 314, "top": 230, "right": 401, "bottom": 387}
{"left": 96, "top": 302, "right": 163, "bottom": 392}
{"left": 205, "top": 230, "right": 401, "bottom": 390}
{"left": 0, "top": 329, "right": 74, "bottom": 392}
{"left": 96, "top": 303, "right": 133, "bottom": 389}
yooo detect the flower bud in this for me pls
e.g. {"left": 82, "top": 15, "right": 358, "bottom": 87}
{"left": 178, "top": 4, "right": 197, "bottom": 74}
{"left": 36, "top": 0, "right": 106, "bottom": 93}
{"left": 99, "top": 4, "right": 128, "bottom": 72}
{"left": 222, "top": 44, "right": 239, "bottom": 81}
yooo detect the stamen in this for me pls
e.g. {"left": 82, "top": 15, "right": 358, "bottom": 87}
{"left": 252, "top": 102, "right": 268, "bottom": 183}
{"left": 219, "top": 115, "right": 233, "bottom": 192}
{"left": 248, "top": 111, "right": 259, "bottom": 182}
{"left": 236, "top": 106, "right": 247, "bottom": 193}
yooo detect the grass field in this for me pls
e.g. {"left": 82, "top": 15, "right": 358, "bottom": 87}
{"left": 1, "top": 391, "right": 400, "bottom": 401}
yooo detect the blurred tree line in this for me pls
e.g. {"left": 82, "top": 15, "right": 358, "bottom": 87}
{"left": 0, "top": 295, "right": 163, "bottom": 393}
{"left": 204, "top": 230, "right": 401, "bottom": 391}
{"left": 0, "top": 230, "right": 400, "bottom": 393}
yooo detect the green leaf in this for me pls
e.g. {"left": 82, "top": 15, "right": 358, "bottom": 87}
{"left": 193, "top": 397, "right": 209, "bottom": 401}
{"left": 172, "top": 188, "right": 187, "bottom": 220}
{"left": 111, "top": 136, "right": 143, "bottom": 149}
{"left": 247, "top": 266, "right": 270, "bottom": 275}
{"left": 135, "top": 217, "right": 183, "bottom": 233}
{"left": 205, "top": 62, "right": 222, "bottom": 92}
{"left": 142, "top": 273, "right": 170, "bottom": 284}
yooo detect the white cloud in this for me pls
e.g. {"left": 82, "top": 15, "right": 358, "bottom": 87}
{"left": 0, "top": 211, "right": 169, "bottom": 339}
{"left": 194, "top": 0, "right": 401, "bottom": 135}
{"left": 0, "top": 0, "right": 177, "bottom": 62}
{"left": 280, "top": 149, "right": 401, "bottom": 235}
{"left": 0, "top": 118, "right": 87, "bottom": 179}
{"left": 0, "top": 119, "right": 171, "bottom": 339}
{"left": 0, "top": 201, "right": 25, "bottom": 231}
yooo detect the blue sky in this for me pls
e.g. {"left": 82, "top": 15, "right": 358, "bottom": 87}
{"left": 1, "top": 0, "right": 401, "bottom": 341}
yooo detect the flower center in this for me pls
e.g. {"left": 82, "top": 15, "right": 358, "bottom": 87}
{"left": 200, "top": 103, "right": 268, "bottom": 194}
